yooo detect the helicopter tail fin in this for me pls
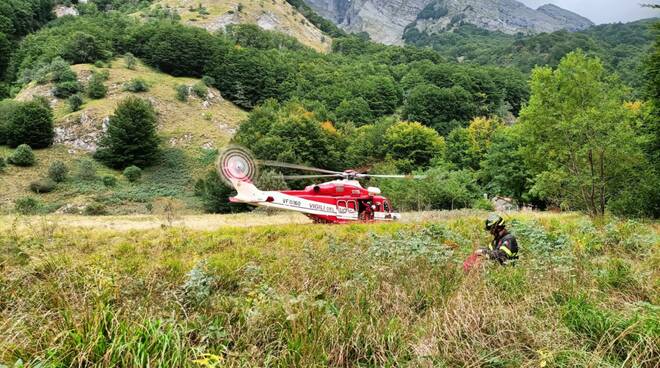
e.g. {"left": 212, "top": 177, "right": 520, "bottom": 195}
{"left": 229, "top": 179, "right": 266, "bottom": 204}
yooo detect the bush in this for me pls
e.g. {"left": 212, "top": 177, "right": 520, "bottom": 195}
{"left": 15, "top": 196, "right": 41, "bottom": 215}
{"left": 472, "top": 197, "right": 494, "bottom": 211}
{"left": 5, "top": 101, "right": 54, "bottom": 148}
{"left": 123, "top": 165, "right": 142, "bottom": 182}
{"left": 48, "top": 161, "right": 69, "bottom": 182}
{"left": 84, "top": 202, "right": 107, "bottom": 216}
{"left": 76, "top": 158, "right": 97, "bottom": 180}
{"left": 192, "top": 82, "right": 208, "bottom": 98}
{"left": 29, "top": 178, "right": 57, "bottom": 193}
{"left": 53, "top": 81, "right": 82, "bottom": 98}
{"left": 102, "top": 175, "right": 117, "bottom": 187}
{"left": 175, "top": 84, "right": 189, "bottom": 102}
{"left": 124, "top": 78, "right": 149, "bottom": 92}
{"left": 95, "top": 97, "right": 159, "bottom": 169}
{"left": 0, "top": 157, "right": 6, "bottom": 172}
{"left": 124, "top": 52, "right": 137, "bottom": 69}
{"left": 8, "top": 144, "right": 36, "bottom": 167}
{"left": 201, "top": 75, "right": 215, "bottom": 86}
{"left": 67, "top": 94, "right": 84, "bottom": 111}
{"left": 87, "top": 72, "right": 108, "bottom": 99}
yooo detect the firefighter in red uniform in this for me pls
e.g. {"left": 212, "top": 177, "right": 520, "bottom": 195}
{"left": 478, "top": 213, "right": 519, "bottom": 265}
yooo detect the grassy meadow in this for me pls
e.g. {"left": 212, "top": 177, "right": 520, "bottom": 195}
{"left": 0, "top": 211, "right": 658, "bottom": 367}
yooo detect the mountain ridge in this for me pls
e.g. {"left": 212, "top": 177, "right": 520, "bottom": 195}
{"left": 303, "top": 0, "right": 594, "bottom": 45}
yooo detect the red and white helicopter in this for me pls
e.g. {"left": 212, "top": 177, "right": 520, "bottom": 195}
{"left": 217, "top": 146, "right": 423, "bottom": 224}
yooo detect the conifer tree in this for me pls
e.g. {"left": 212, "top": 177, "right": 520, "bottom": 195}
{"left": 94, "top": 97, "right": 159, "bottom": 169}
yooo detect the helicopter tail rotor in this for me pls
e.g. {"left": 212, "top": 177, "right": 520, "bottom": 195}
{"left": 217, "top": 145, "right": 259, "bottom": 186}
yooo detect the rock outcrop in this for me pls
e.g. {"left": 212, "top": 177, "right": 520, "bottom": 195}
{"left": 303, "top": 0, "right": 594, "bottom": 45}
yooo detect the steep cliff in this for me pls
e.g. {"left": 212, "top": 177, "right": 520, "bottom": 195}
{"left": 303, "top": 0, "right": 594, "bottom": 45}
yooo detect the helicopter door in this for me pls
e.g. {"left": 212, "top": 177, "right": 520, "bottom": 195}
{"left": 337, "top": 200, "right": 357, "bottom": 218}
{"left": 337, "top": 200, "right": 347, "bottom": 214}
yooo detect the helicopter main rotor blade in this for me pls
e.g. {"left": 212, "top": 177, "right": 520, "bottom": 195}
{"left": 282, "top": 174, "right": 342, "bottom": 180}
{"left": 258, "top": 160, "right": 342, "bottom": 175}
{"left": 359, "top": 174, "right": 428, "bottom": 179}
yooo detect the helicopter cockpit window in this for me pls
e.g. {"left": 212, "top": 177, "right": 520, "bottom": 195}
{"left": 384, "top": 201, "right": 390, "bottom": 213}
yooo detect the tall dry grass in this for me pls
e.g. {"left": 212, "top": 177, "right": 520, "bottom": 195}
{"left": 0, "top": 212, "right": 657, "bottom": 367}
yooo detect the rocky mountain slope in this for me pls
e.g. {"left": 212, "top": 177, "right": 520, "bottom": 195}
{"left": 303, "top": 0, "right": 594, "bottom": 45}
{"left": 149, "top": 0, "right": 331, "bottom": 51}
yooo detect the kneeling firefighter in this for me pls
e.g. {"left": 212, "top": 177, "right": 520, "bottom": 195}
{"left": 478, "top": 213, "right": 519, "bottom": 265}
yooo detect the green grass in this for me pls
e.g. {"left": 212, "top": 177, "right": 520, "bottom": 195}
{"left": 0, "top": 211, "right": 657, "bottom": 366}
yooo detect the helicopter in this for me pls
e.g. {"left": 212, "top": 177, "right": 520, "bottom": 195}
{"left": 217, "top": 146, "right": 424, "bottom": 224}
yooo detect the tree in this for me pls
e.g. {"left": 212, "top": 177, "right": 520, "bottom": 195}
{"left": 518, "top": 51, "right": 649, "bottom": 216}
{"left": 5, "top": 100, "right": 53, "bottom": 148}
{"left": 63, "top": 32, "right": 110, "bottom": 64}
{"left": 384, "top": 121, "right": 445, "bottom": 171}
{"left": 480, "top": 127, "right": 534, "bottom": 204}
{"left": 446, "top": 128, "right": 478, "bottom": 170}
{"left": 95, "top": 97, "right": 159, "bottom": 169}
{"left": 87, "top": 72, "right": 107, "bottom": 99}
{"left": 404, "top": 84, "right": 476, "bottom": 135}
{"left": 466, "top": 116, "right": 503, "bottom": 161}
{"left": 336, "top": 98, "right": 373, "bottom": 126}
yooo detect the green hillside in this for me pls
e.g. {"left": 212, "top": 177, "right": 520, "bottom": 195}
{"left": 1, "top": 59, "right": 246, "bottom": 214}
{"left": 403, "top": 19, "right": 657, "bottom": 92}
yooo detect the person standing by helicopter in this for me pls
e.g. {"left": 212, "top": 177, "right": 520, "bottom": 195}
{"left": 477, "top": 213, "right": 519, "bottom": 265}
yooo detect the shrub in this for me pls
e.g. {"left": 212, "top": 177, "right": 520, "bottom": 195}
{"left": 53, "top": 81, "right": 82, "bottom": 98}
{"left": 124, "top": 52, "right": 137, "bottom": 70}
{"left": 76, "top": 158, "right": 97, "bottom": 180}
{"left": 49, "top": 58, "right": 77, "bottom": 82}
{"left": 102, "top": 175, "right": 117, "bottom": 187}
{"left": 15, "top": 196, "right": 41, "bottom": 215}
{"left": 48, "top": 161, "right": 69, "bottom": 182}
{"left": 123, "top": 165, "right": 142, "bottom": 182}
{"left": 87, "top": 72, "right": 108, "bottom": 99}
{"left": 472, "top": 197, "right": 494, "bottom": 211}
{"left": 175, "top": 84, "right": 189, "bottom": 102}
{"left": 84, "top": 202, "right": 107, "bottom": 216}
{"left": 8, "top": 144, "right": 36, "bottom": 167}
{"left": 0, "top": 157, "right": 6, "bottom": 172}
{"left": 95, "top": 97, "right": 159, "bottom": 169}
{"left": 192, "top": 82, "right": 208, "bottom": 98}
{"left": 5, "top": 101, "right": 54, "bottom": 148}
{"left": 67, "top": 94, "right": 84, "bottom": 111}
{"left": 29, "top": 178, "right": 57, "bottom": 193}
{"left": 124, "top": 78, "right": 149, "bottom": 92}
{"left": 201, "top": 75, "right": 215, "bottom": 86}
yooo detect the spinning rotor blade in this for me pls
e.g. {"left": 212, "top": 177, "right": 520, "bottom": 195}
{"left": 360, "top": 174, "right": 427, "bottom": 179}
{"left": 258, "top": 160, "right": 342, "bottom": 175}
{"left": 282, "top": 174, "right": 342, "bottom": 180}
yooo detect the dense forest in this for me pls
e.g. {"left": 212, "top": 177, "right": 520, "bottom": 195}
{"left": 403, "top": 20, "right": 656, "bottom": 92}
{"left": 0, "top": 0, "right": 658, "bottom": 218}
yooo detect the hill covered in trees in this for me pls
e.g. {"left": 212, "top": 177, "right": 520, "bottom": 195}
{"left": 403, "top": 19, "right": 657, "bottom": 91}
{"left": 0, "top": 0, "right": 658, "bottom": 218}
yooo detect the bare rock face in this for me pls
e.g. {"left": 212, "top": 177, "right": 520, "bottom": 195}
{"left": 54, "top": 112, "right": 109, "bottom": 152}
{"left": 304, "top": 0, "right": 594, "bottom": 44}
{"left": 536, "top": 3, "right": 594, "bottom": 32}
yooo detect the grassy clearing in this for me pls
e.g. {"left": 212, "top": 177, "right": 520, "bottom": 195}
{"left": 150, "top": 0, "right": 331, "bottom": 52}
{"left": 1, "top": 211, "right": 658, "bottom": 367}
